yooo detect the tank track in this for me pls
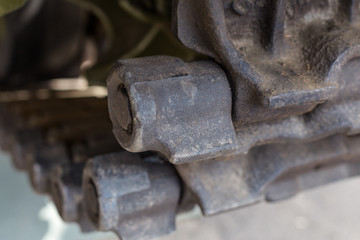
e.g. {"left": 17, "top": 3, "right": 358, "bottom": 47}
{"left": 1, "top": 0, "right": 360, "bottom": 239}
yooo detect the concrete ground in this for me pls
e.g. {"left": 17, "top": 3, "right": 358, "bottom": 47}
{"left": 1, "top": 151, "right": 360, "bottom": 240}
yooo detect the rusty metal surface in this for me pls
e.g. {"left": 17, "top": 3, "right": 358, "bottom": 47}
{"left": 176, "top": 134, "right": 360, "bottom": 215}
{"left": 2, "top": 0, "right": 360, "bottom": 240}
{"left": 108, "top": 0, "right": 360, "bottom": 164}
{"left": 49, "top": 161, "right": 96, "bottom": 232}
{"left": 173, "top": 0, "right": 360, "bottom": 124}
{"left": 107, "top": 56, "right": 237, "bottom": 164}
{"left": 103, "top": 1, "right": 360, "bottom": 238}
{"left": 82, "top": 152, "right": 181, "bottom": 240}
{"left": 107, "top": 54, "right": 360, "bottom": 163}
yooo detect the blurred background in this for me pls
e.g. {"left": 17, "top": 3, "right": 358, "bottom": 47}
{"left": 1, "top": 150, "right": 360, "bottom": 240}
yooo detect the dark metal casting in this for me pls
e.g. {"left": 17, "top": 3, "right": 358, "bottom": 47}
{"left": 2, "top": 0, "right": 360, "bottom": 239}
{"left": 82, "top": 152, "right": 181, "bottom": 240}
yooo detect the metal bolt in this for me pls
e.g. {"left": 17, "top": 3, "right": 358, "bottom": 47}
{"left": 114, "top": 84, "right": 133, "bottom": 134}
{"left": 49, "top": 163, "right": 95, "bottom": 232}
{"left": 107, "top": 56, "right": 237, "bottom": 164}
{"left": 82, "top": 152, "right": 181, "bottom": 239}
{"left": 84, "top": 179, "right": 100, "bottom": 225}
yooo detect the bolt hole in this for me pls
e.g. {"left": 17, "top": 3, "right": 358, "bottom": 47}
{"left": 116, "top": 84, "right": 133, "bottom": 135}
{"left": 85, "top": 178, "right": 100, "bottom": 225}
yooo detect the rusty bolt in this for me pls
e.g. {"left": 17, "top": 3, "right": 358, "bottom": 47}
{"left": 82, "top": 152, "right": 181, "bottom": 240}
{"left": 49, "top": 162, "right": 96, "bottom": 232}
{"left": 107, "top": 56, "right": 237, "bottom": 164}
